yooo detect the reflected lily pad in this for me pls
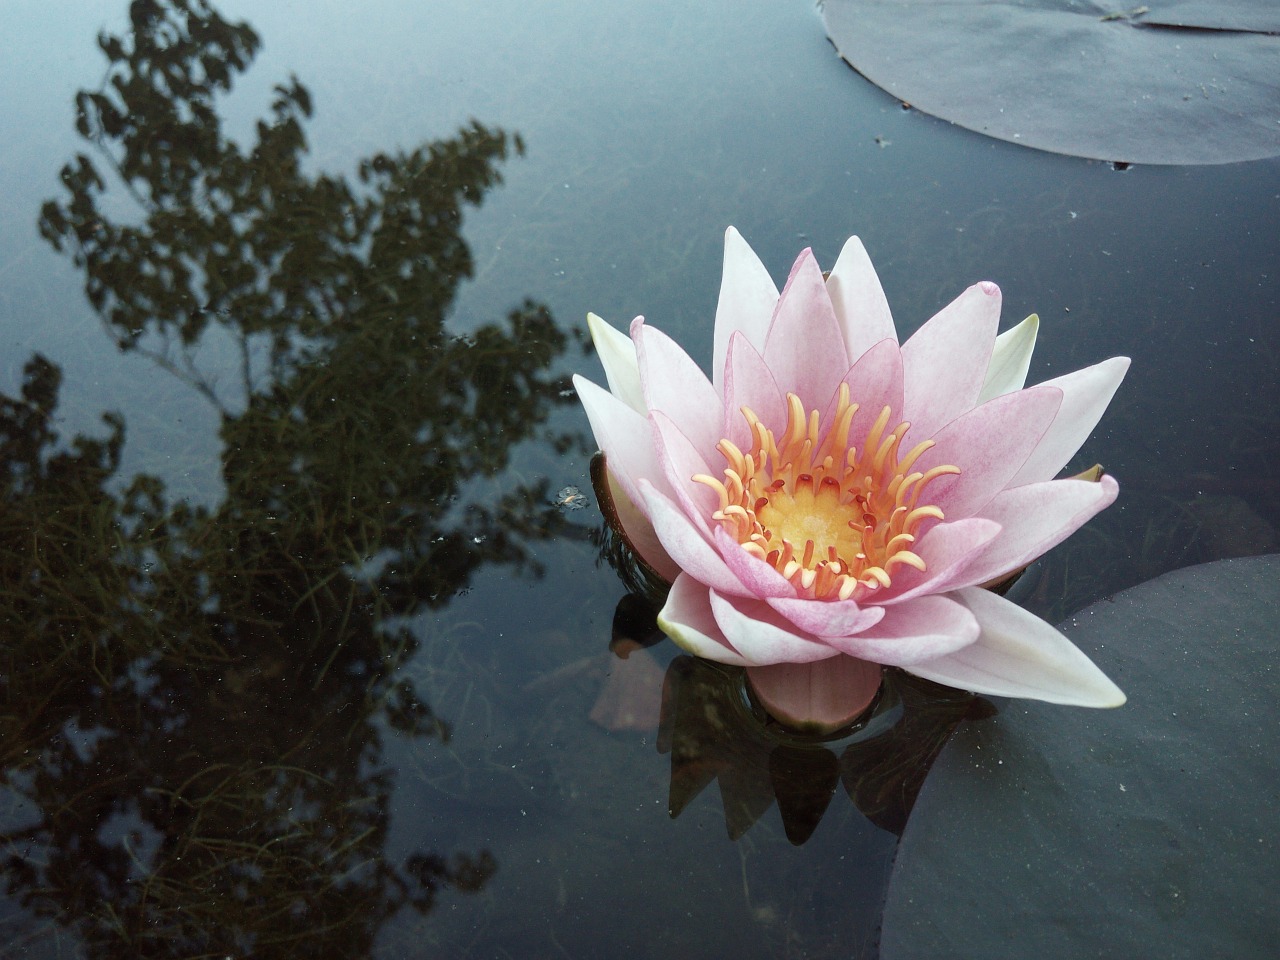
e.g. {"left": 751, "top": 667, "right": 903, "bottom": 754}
{"left": 822, "top": 0, "right": 1280, "bottom": 164}
{"left": 881, "top": 555, "right": 1279, "bottom": 958}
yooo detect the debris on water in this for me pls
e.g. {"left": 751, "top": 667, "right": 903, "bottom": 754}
{"left": 554, "top": 486, "right": 588, "bottom": 510}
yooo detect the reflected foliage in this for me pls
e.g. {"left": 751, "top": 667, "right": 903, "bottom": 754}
{"left": 4, "top": 0, "right": 572, "bottom": 955}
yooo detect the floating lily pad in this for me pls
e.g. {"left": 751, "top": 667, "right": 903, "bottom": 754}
{"left": 822, "top": 0, "right": 1280, "bottom": 165}
{"left": 880, "top": 554, "right": 1279, "bottom": 958}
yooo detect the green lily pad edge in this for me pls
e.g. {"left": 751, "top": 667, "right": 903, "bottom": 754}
{"left": 822, "top": 0, "right": 1280, "bottom": 165}
{"left": 880, "top": 553, "right": 1280, "bottom": 958}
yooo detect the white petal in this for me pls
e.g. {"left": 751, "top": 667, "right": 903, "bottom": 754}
{"left": 906, "top": 587, "right": 1126, "bottom": 707}
{"left": 587, "top": 312, "right": 645, "bottom": 414}
{"left": 712, "top": 227, "right": 779, "bottom": 393}
{"left": 657, "top": 573, "right": 754, "bottom": 666}
{"left": 709, "top": 590, "right": 841, "bottom": 665}
{"left": 1010, "top": 356, "right": 1131, "bottom": 486}
{"left": 978, "top": 313, "right": 1039, "bottom": 403}
{"left": 826, "top": 235, "right": 898, "bottom": 361}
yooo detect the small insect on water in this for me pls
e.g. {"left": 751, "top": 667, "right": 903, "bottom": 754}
{"left": 554, "top": 486, "right": 588, "bottom": 510}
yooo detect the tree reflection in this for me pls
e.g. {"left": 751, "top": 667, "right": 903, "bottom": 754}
{"left": 3, "top": 0, "right": 572, "bottom": 955}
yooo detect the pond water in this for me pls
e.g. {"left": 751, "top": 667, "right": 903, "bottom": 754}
{"left": 1, "top": 1, "right": 1276, "bottom": 957}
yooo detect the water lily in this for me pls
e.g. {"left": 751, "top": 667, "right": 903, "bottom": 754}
{"left": 574, "top": 228, "right": 1129, "bottom": 731}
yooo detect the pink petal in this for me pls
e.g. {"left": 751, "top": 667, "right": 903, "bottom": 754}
{"left": 826, "top": 235, "right": 898, "bottom": 361}
{"left": 1010, "top": 356, "right": 1131, "bottom": 486}
{"left": 574, "top": 375, "right": 663, "bottom": 503}
{"left": 911, "top": 383, "right": 1063, "bottom": 521}
{"left": 574, "top": 374, "right": 680, "bottom": 580}
{"left": 818, "top": 594, "right": 979, "bottom": 666}
{"left": 960, "top": 474, "right": 1120, "bottom": 585}
{"left": 821, "top": 337, "right": 905, "bottom": 449}
{"left": 657, "top": 573, "right": 754, "bottom": 666}
{"left": 722, "top": 332, "right": 785, "bottom": 453}
{"left": 877, "top": 517, "right": 1003, "bottom": 603}
{"left": 634, "top": 319, "right": 725, "bottom": 460}
{"left": 649, "top": 410, "right": 721, "bottom": 536}
{"left": 711, "top": 525, "right": 798, "bottom": 599}
{"left": 766, "top": 595, "right": 885, "bottom": 637}
{"left": 708, "top": 590, "right": 843, "bottom": 665}
{"left": 763, "top": 249, "right": 851, "bottom": 407}
{"left": 712, "top": 227, "right": 779, "bottom": 393}
{"left": 589, "top": 647, "right": 665, "bottom": 732}
{"left": 638, "top": 480, "right": 752, "bottom": 598}
{"left": 595, "top": 458, "right": 681, "bottom": 584}
{"left": 906, "top": 587, "right": 1125, "bottom": 707}
{"left": 900, "top": 281, "right": 1003, "bottom": 445}
{"left": 746, "top": 656, "right": 883, "bottom": 733}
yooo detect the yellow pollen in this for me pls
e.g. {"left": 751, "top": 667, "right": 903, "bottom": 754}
{"left": 695, "top": 384, "right": 960, "bottom": 601}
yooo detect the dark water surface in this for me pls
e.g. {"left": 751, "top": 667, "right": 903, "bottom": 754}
{"left": 2, "top": 1, "right": 1277, "bottom": 957}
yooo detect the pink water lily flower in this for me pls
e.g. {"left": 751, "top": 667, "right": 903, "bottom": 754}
{"left": 574, "top": 227, "right": 1129, "bottom": 731}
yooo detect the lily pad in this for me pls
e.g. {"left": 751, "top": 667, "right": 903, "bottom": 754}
{"left": 880, "top": 554, "right": 1279, "bottom": 958}
{"left": 822, "top": 0, "right": 1280, "bottom": 165}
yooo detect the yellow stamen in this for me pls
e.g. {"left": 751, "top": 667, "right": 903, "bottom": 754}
{"left": 694, "top": 390, "right": 960, "bottom": 601}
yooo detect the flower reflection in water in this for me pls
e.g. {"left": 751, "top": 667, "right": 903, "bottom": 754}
{"left": 593, "top": 591, "right": 993, "bottom": 846}
{"left": 660, "top": 656, "right": 994, "bottom": 845}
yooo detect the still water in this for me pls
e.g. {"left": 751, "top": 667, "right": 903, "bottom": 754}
{"left": 2, "top": 0, "right": 1277, "bottom": 957}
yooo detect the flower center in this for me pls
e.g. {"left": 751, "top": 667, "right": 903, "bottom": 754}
{"left": 694, "top": 384, "right": 960, "bottom": 600}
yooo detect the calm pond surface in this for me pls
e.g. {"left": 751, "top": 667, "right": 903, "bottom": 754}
{"left": 2, "top": 1, "right": 1277, "bottom": 957}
